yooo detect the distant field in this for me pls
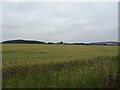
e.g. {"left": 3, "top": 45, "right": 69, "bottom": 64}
{"left": 2, "top": 44, "right": 119, "bottom": 88}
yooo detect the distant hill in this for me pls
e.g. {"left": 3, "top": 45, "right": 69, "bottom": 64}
{"left": 89, "top": 41, "right": 118, "bottom": 46}
{"left": 2, "top": 39, "right": 119, "bottom": 46}
{"left": 2, "top": 39, "right": 46, "bottom": 44}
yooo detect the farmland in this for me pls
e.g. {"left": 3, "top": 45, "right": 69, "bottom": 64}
{"left": 2, "top": 44, "right": 119, "bottom": 88}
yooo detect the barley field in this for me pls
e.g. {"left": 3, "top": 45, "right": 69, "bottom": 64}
{"left": 2, "top": 44, "right": 119, "bottom": 88}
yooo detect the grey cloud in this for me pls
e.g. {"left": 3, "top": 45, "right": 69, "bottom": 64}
{"left": 2, "top": 2, "right": 118, "bottom": 43}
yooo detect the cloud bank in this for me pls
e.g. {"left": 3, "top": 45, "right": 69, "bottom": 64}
{"left": 2, "top": 2, "right": 118, "bottom": 43}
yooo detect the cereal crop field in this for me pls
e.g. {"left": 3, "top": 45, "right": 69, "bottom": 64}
{"left": 2, "top": 44, "right": 119, "bottom": 88}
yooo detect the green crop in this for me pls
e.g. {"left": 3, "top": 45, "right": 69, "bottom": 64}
{"left": 2, "top": 44, "right": 119, "bottom": 88}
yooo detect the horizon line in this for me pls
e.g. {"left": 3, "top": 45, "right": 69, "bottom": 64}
{"left": 1, "top": 39, "right": 119, "bottom": 43}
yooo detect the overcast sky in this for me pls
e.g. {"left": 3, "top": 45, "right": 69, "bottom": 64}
{"left": 2, "top": 2, "right": 118, "bottom": 43}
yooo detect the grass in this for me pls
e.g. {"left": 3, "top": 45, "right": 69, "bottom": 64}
{"left": 2, "top": 44, "right": 119, "bottom": 88}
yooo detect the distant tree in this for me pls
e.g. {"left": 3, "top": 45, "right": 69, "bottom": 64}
{"left": 118, "top": 42, "right": 120, "bottom": 46}
{"left": 57, "top": 41, "right": 63, "bottom": 44}
{"left": 48, "top": 42, "right": 55, "bottom": 44}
